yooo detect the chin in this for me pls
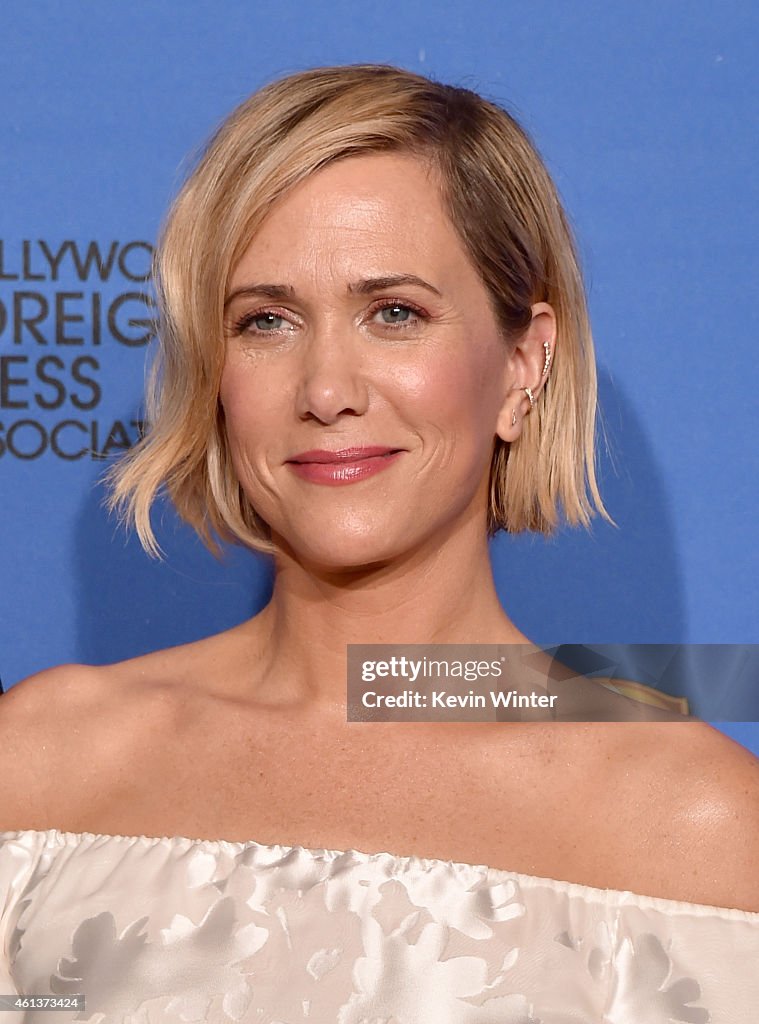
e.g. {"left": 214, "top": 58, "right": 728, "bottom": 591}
{"left": 274, "top": 521, "right": 413, "bottom": 573}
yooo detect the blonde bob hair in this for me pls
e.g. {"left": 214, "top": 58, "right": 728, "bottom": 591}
{"left": 106, "top": 62, "right": 614, "bottom": 559}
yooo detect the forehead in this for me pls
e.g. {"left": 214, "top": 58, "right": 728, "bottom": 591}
{"left": 229, "top": 152, "right": 470, "bottom": 286}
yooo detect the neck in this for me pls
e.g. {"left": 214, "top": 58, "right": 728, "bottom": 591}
{"left": 240, "top": 511, "right": 531, "bottom": 714}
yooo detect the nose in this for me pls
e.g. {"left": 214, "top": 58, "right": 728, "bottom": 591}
{"left": 294, "top": 323, "right": 370, "bottom": 424}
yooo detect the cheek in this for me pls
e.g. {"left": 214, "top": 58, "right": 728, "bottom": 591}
{"left": 219, "top": 357, "right": 243, "bottom": 412}
{"left": 218, "top": 375, "right": 270, "bottom": 486}
{"left": 218, "top": 366, "right": 272, "bottom": 499}
{"left": 219, "top": 361, "right": 276, "bottom": 443}
{"left": 415, "top": 352, "right": 502, "bottom": 436}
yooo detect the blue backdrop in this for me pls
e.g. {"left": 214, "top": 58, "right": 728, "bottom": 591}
{"left": 0, "top": 2, "right": 757, "bottom": 754}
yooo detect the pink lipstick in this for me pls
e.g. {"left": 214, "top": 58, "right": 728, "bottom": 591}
{"left": 286, "top": 447, "right": 404, "bottom": 485}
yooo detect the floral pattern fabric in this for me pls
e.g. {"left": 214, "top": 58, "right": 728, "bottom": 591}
{"left": 0, "top": 829, "right": 757, "bottom": 1023}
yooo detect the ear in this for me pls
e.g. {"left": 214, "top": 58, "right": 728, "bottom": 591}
{"left": 495, "top": 302, "right": 556, "bottom": 443}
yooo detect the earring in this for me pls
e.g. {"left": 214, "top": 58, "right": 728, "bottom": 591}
{"left": 526, "top": 340, "right": 552, "bottom": 408}
{"left": 513, "top": 339, "right": 552, "bottom": 427}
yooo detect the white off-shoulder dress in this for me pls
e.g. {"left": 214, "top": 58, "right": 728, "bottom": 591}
{"left": 0, "top": 827, "right": 757, "bottom": 1023}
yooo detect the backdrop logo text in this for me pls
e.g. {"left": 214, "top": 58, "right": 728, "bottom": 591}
{"left": 0, "top": 239, "right": 154, "bottom": 460}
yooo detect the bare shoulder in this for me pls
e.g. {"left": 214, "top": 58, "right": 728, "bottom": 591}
{"left": 598, "top": 720, "right": 759, "bottom": 912}
{"left": 0, "top": 662, "right": 110, "bottom": 742}
{"left": 0, "top": 652, "right": 193, "bottom": 833}
{"left": 0, "top": 621, "right": 254, "bottom": 834}
{"left": 0, "top": 663, "right": 112, "bottom": 830}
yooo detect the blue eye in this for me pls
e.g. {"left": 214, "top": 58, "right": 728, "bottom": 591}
{"left": 251, "top": 312, "right": 284, "bottom": 331}
{"left": 371, "top": 301, "right": 426, "bottom": 330}
{"left": 230, "top": 310, "right": 292, "bottom": 336}
{"left": 229, "top": 299, "right": 427, "bottom": 338}
{"left": 378, "top": 304, "right": 412, "bottom": 324}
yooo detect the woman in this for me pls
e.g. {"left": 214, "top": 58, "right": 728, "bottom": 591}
{"left": 1, "top": 63, "right": 757, "bottom": 1022}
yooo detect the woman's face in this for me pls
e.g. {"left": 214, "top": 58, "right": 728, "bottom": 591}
{"left": 220, "top": 152, "right": 525, "bottom": 570}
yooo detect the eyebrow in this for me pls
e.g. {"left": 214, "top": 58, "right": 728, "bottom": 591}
{"left": 224, "top": 274, "right": 443, "bottom": 308}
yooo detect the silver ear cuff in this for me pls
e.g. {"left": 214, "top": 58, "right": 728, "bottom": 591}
{"left": 511, "top": 339, "right": 552, "bottom": 427}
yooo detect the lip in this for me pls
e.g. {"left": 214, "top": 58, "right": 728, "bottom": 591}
{"left": 286, "top": 447, "right": 404, "bottom": 486}
{"left": 288, "top": 447, "right": 401, "bottom": 464}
